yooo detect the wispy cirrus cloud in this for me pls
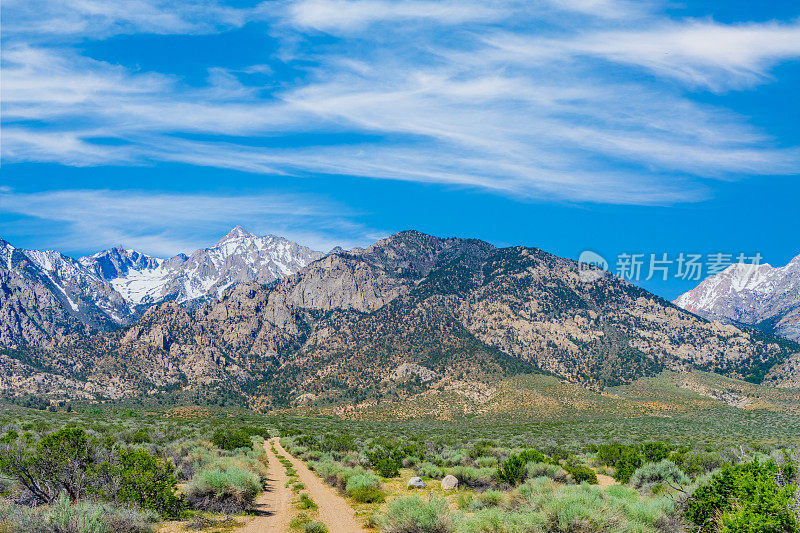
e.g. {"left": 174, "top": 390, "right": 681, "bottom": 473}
{"left": 2, "top": 0, "right": 799, "bottom": 208}
{"left": 487, "top": 20, "right": 800, "bottom": 90}
{"left": 287, "top": 0, "right": 506, "bottom": 32}
{"left": 0, "top": 188, "right": 381, "bottom": 256}
{"left": 1, "top": 0, "right": 270, "bottom": 40}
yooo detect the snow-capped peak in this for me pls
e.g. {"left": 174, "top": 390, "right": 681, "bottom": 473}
{"left": 91, "top": 229, "right": 323, "bottom": 307}
{"left": 674, "top": 254, "right": 800, "bottom": 341}
{"left": 217, "top": 225, "right": 253, "bottom": 243}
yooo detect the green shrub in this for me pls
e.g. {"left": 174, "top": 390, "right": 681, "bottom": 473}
{"left": 296, "top": 493, "right": 317, "bottom": 510}
{"left": 595, "top": 442, "right": 628, "bottom": 466}
{"left": 468, "top": 440, "right": 495, "bottom": 460}
{"left": 456, "top": 493, "right": 475, "bottom": 510}
{"left": 379, "top": 496, "right": 451, "bottom": 533}
{"left": 201, "top": 452, "right": 268, "bottom": 489}
{"left": 517, "top": 478, "right": 673, "bottom": 531}
{"left": 640, "top": 442, "right": 673, "bottom": 463}
{"left": 669, "top": 449, "right": 722, "bottom": 477}
{"left": 564, "top": 464, "right": 598, "bottom": 485}
{"left": 0, "top": 427, "right": 96, "bottom": 504}
{"left": 128, "top": 428, "right": 151, "bottom": 444}
{"left": 468, "top": 489, "right": 506, "bottom": 510}
{"left": 115, "top": 448, "right": 182, "bottom": 517}
{"left": 453, "top": 508, "right": 546, "bottom": 533}
{"left": 685, "top": 459, "right": 798, "bottom": 532}
{"left": 518, "top": 449, "right": 547, "bottom": 464}
{"left": 630, "top": 459, "right": 689, "bottom": 490}
{"left": 524, "top": 462, "right": 569, "bottom": 483}
{"left": 595, "top": 442, "right": 647, "bottom": 484}
{"left": 439, "top": 451, "right": 466, "bottom": 467}
{"left": 320, "top": 433, "right": 356, "bottom": 453}
{"left": 303, "top": 521, "right": 328, "bottom": 533}
{"left": 474, "top": 456, "right": 498, "bottom": 468}
{"left": 0, "top": 493, "right": 159, "bottom": 533}
{"left": 497, "top": 454, "right": 527, "bottom": 486}
{"left": 452, "top": 466, "right": 495, "bottom": 487}
{"left": 416, "top": 462, "right": 444, "bottom": 479}
{"left": 186, "top": 466, "right": 261, "bottom": 513}
{"left": 375, "top": 458, "right": 401, "bottom": 478}
{"left": 346, "top": 472, "right": 384, "bottom": 503}
{"left": 211, "top": 429, "right": 251, "bottom": 451}
{"left": 308, "top": 460, "right": 342, "bottom": 486}
{"left": 0, "top": 427, "right": 181, "bottom": 517}
{"left": 613, "top": 448, "right": 643, "bottom": 484}
{"left": 290, "top": 512, "right": 311, "bottom": 530}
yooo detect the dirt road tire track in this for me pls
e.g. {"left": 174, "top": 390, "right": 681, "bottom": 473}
{"left": 272, "top": 437, "right": 367, "bottom": 533}
{"left": 237, "top": 439, "right": 292, "bottom": 532}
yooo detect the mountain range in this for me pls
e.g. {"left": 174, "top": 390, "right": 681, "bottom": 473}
{"left": 0, "top": 227, "right": 322, "bottom": 348}
{"left": 2, "top": 230, "right": 797, "bottom": 408}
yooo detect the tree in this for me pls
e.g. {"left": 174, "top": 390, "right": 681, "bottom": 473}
{"left": 0, "top": 428, "right": 182, "bottom": 518}
{"left": 0, "top": 427, "right": 98, "bottom": 503}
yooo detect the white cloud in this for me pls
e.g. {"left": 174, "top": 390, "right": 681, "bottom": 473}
{"left": 587, "top": 21, "right": 800, "bottom": 88}
{"left": 1, "top": 0, "right": 267, "bottom": 40}
{"left": 544, "top": 0, "right": 651, "bottom": 19}
{"left": 0, "top": 189, "right": 379, "bottom": 256}
{"left": 288, "top": 0, "right": 505, "bottom": 32}
{"left": 488, "top": 20, "right": 800, "bottom": 90}
{"left": 2, "top": 0, "right": 799, "bottom": 207}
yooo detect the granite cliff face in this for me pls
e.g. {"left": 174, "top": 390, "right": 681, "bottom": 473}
{"left": 17, "top": 231, "right": 795, "bottom": 405}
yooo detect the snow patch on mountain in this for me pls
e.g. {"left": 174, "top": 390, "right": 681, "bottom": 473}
{"left": 109, "top": 267, "right": 172, "bottom": 306}
{"left": 1, "top": 240, "right": 15, "bottom": 269}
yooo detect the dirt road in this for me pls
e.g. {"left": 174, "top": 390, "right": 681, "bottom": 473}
{"left": 272, "top": 438, "right": 367, "bottom": 533}
{"left": 235, "top": 437, "right": 366, "bottom": 532}
{"left": 237, "top": 439, "right": 293, "bottom": 532}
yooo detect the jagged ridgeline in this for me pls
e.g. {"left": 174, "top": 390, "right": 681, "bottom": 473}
{"left": 1, "top": 231, "right": 798, "bottom": 406}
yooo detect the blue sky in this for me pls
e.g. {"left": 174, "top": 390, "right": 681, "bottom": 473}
{"left": 1, "top": 0, "right": 799, "bottom": 299}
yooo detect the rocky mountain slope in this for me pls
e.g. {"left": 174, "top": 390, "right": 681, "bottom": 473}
{"left": 0, "top": 238, "right": 127, "bottom": 348}
{"left": 0, "top": 229, "right": 323, "bottom": 348}
{"left": 675, "top": 255, "right": 800, "bottom": 342}
{"left": 20, "top": 231, "right": 796, "bottom": 406}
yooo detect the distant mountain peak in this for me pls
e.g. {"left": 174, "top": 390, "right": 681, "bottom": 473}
{"left": 217, "top": 225, "right": 255, "bottom": 243}
{"left": 82, "top": 229, "right": 324, "bottom": 309}
{"left": 675, "top": 254, "right": 800, "bottom": 341}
